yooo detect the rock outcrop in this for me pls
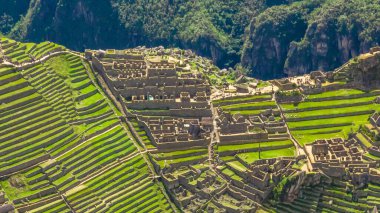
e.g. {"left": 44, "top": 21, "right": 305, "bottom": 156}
{"left": 333, "top": 47, "right": 380, "bottom": 89}
{"left": 242, "top": 0, "right": 380, "bottom": 79}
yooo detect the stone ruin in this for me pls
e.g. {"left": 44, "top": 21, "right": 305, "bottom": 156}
{"left": 215, "top": 107, "right": 288, "bottom": 145}
{"left": 162, "top": 166, "right": 225, "bottom": 211}
{"left": 271, "top": 78, "right": 295, "bottom": 91}
{"left": 248, "top": 158, "right": 298, "bottom": 190}
{"left": 219, "top": 157, "right": 301, "bottom": 202}
{"left": 0, "top": 191, "right": 14, "bottom": 213}
{"left": 162, "top": 164, "right": 259, "bottom": 212}
{"left": 87, "top": 48, "right": 213, "bottom": 151}
{"left": 370, "top": 112, "right": 380, "bottom": 131}
{"left": 135, "top": 117, "right": 212, "bottom": 150}
{"left": 306, "top": 138, "right": 380, "bottom": 185}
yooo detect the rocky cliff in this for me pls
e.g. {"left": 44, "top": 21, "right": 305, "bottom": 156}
{"left": 334, "top": 47, "right": 380, "bottom": 89}
{"left": 3, "top": 0, "right": 263, "bottom": 68}
{"left": 241, "top": 0, "right": 380, "bottom": 79}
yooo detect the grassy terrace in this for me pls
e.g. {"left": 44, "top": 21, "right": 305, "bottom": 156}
{"left": 130, "top": 119, "right": 156, "bottom": 149}
{"left": 268, "top": 185, "right": 323, "bottom": 212}
{"left": 213, "top": 92, "right": 294, "bottom": 166}
{"left": 220, "top": 166, "right": 244, "bottom": 182}
{"left": 281, "top": 89, "right": 380, "bottom": 146}
{"left": 221, "top": 100, "right": 278, "bottom": 117}
{"left": 2, "top": 121, "right": 174, "bottom": 212}
{"left": 281, "top": 96, "right": 377, "bottom": 111}
{"left": 213, "top": 94, "right": 272, "bottom": 106}
{"left": 237, "top": 147, "right": 296, "bottom": 164}
{"left": 0, "top": 40, "right": 174, "bottom": 212}
{"left": 152, "top": 148, "right": 209, "bottom": 169}
{"left": 0, "top": 37, "right": 64, "bottom": 63}
{"left": 222, "top": 100, "right": 276, "bottom": 110}
{"left": 0, "top": 38, "right": 32, "bottom": 63}
{"left": 306, "top": 89, "right": 366, "bottom": 99}
{"left": 319, "top": 184, "right": 376, "bottom": 212}
{"left": 45, "top": 54, "right": 114, "bottom": 123}
{"left": 216, "top": 94, "right": 278, "bottom": 118}
{"left": 218, "top": 140, "right": 293, "bottom": 154}
{"left": 29, "top": 199, "right": 71, "bottom": 213}
{"left": 0, "top": 69, "right": 77, "bottom": 174}
{"left": 268, "top": 182, "right": 379, "bottom": 213}
{"left": 65, "top": 155, "right": 173, "bottom": 212}
{"left": 356, "top": 133, "right": 372, "bottom": 148}
{"left": 285, "top": 104, "right": 380, "bottom": 119}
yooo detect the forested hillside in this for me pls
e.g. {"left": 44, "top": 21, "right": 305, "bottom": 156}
{"left": 1, "top": 0, "right": 379, "bottom": 79}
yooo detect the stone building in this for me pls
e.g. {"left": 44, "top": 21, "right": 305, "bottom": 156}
{"left": 89, "top": 48, "right": 213, "bottom": 151}
{"left": 306, "top": 138, "right": 379, "bottom": 185}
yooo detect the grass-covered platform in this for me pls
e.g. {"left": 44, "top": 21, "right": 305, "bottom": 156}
{"left": 281, "top": 89, "right": 380, "bottom": 146}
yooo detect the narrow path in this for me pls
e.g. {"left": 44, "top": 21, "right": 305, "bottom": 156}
{"left": 1, "top": 50, "right": 84, "bottom": 69}
{"left": 274, "top": 91, "right": 313, "bottom": 172}
{"left": 61, "top": 194, "right": 75, "bottom": 213}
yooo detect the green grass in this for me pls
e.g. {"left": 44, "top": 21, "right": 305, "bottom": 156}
{"left": 287, "top": 114, "right": 369, "bottom": 129}
{"left": 220, "top": 167, "right": 243, "bottom": 181}
{"left": 228, "top": 109, "right": 269, "bottom": 115}
{"left": 306, "top": 89, "right": 365, "bottom": 99}
{"left": 0, "top": 174, "right": 45, "bottom": 200}
{"left": 227, "top": 161, "right": 247, "bottom": 172}
{"left": 45, "top": 55, "right": 73, "bottom": 78}
{"left": 153, "top": 149, "right": 207, "bottom": 159}
{"left": 83, "top": 61, "right": 122, "bottom": 116}
{"left": 290, "top": 126, "right": 354, "bottom": 146}
{"left": 155, "top": 154, "right": 207, "bottom": 168}
{"left": 285, "top": 103, "right": 379, "bottom": 119}
{"left": 364, "top": 153, "right": 380, "bottom": 161}
{"left": 281, "top": 96, "right": 376, "bottom": 111}
{"left": 222, "top": 100, "right": 276, "bottom": 111}
{"left": 356, "top": 133, "right": 372, "bottom": 148}
{"left": 286, "top": 99, "right": 371, "bottom": 145}
{"left": 237, "top": 147, "right": 296, "bottom": 164}
{"left": 218, "top": 140, "right": 293, "bottom": 153}
{"left": 76, "top": 93, "right": 104, "bottom": 108}
{"left": 213, "top": 94, "right": 272, "bottom": 105}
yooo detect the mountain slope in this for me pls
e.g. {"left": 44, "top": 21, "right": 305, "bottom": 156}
{"left": 1, "top": 0, "right": 380, "bottom": 79}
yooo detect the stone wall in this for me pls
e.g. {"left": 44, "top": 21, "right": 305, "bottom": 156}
{"left": 126, "top": 100, "right": 209, "bottom": 110}
{"left": 0, "top": 204, "right": 14, "bottom": 213}
{"left": 305, "top": 90, "right": 380, "bottom": 102}
{"left": 118, "top": 85, "right": 208, "bottom": 97}
{"left": 285, "top": 110, "right": 374, "bottom": 122}
{"left": 0, "top": 154, "right": 50, "bottom": 177}
{"left": 368, "top": 147, "right": 380, "bottom": 157}
{"left": 219, "top": 132, "right": 269, "bottom": 144}
{"left": 135, "top": 108, "right": 212, "bottom": 117}
{"left": 17, "top": 195, "right": 61, "bottom": 213}
{"left": 219, "top": 142, "right": 293, "bottom": 156}
{"left": 213, "top": 96, "right": 272, "bottom": 107}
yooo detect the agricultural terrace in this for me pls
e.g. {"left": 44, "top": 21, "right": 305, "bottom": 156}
{"left": 213, "top": 93, "right": 272, "bottom": 107}
{"left": 131, "top": 117, "right": 209, "bottom": 169}
{"left": 215, "top": 94, "right": 294, "bottom": 161}
{"left": 281, "top": 89, "right": 380, "bottom": 146}
{"left": 355, "top": 115, "right": 380, "bottom": 162}
{"left": 0, "top": 41, "right": 174, "bottom": 212}
{"left": 265, "top": 181, "right": 380, "bottom": 213}
{"left": 151, "top": 147, "right": 209, "bottom": 169}
{"left": 213, "top": 93, "right": 297, "bottom": 202}
{"left": 0, "top": 37, "right": 64, "bottom": 64}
